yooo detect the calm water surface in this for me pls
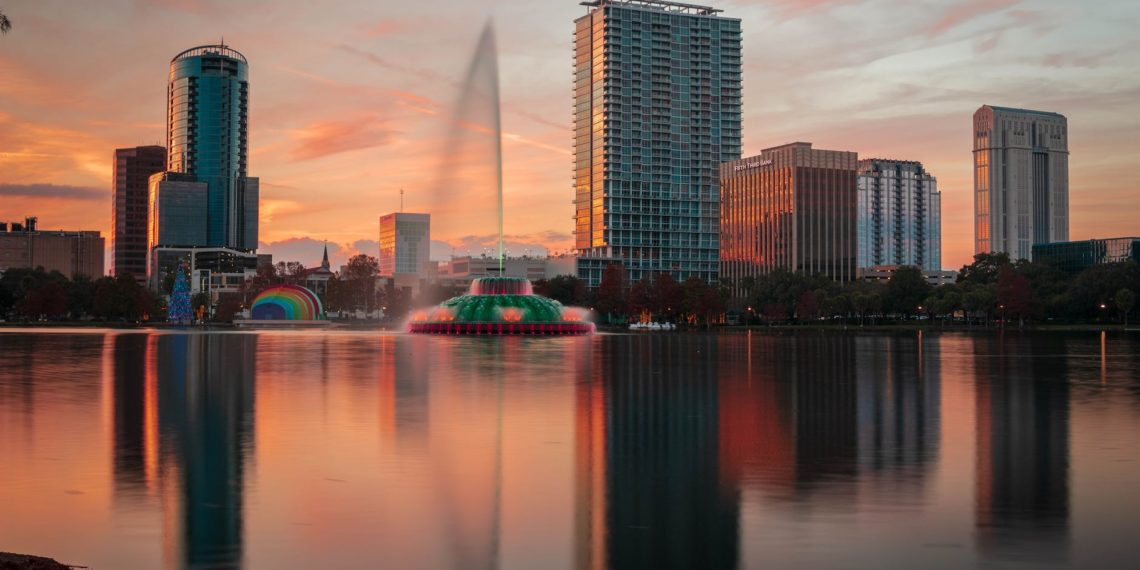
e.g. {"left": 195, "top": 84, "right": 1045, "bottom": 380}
{"left": 1, "top": 329, "right": 1138, "bottom": 569}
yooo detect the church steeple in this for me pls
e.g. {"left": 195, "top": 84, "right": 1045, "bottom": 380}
{"left": 321, "top": 240, "right": 330, "bottom": 270}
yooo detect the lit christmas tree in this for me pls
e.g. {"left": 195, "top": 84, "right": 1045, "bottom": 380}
{"left": 168, "top": 263, "right": 193, "bottom": 324}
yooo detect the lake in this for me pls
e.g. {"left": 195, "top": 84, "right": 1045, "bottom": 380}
{"left": 1, "top": 329, "right": 1138, "bottom": 569}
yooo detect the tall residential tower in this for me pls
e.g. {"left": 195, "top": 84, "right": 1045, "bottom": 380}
{"left": 856, "top": 159, "right": 941, "bottom": 271}
{"left": 573, "top": 0, "right": 742, "bottom": 286}
{"left": 148, "top": 44, "right": 260, "bottom": 288}
{"left": 973, "top": 105, "right": 1068, "bottom": 260}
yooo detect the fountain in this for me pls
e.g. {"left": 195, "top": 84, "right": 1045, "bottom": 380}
{"left": 410, "top": 22, "right": 594, "bottom": 336}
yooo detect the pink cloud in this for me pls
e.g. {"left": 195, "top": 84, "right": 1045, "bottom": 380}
{"left": 290, "top": 116, "right": 398, "bottom": 161}
{"left": 926, "top": 0, "right": 1019, "bottom": 37}
{"left": 358, "top": 19, "right": 404, "bottom": 38}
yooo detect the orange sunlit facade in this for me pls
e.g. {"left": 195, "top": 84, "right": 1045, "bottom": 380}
{"left": 720, "top": 143, "right": 858, "bottom": 295}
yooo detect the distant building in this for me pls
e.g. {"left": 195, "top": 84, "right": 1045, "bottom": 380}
{"left": 378, "top": 212, "right": 430, "bottom": 277}
{"left": 1032, "top": 237, "right": 1140, "bottom": 273}
{"left": 858, "top": 265, "right": 957, "bottom": 287}
{"left": 111, "top": 145, "right": 165, "bottom": 283}
{"left": 437, "top": 255, "right": 547, "bottom": 286}
{"left": 857, "top": 159, "right": 941, "bottom": 272}
{"left": 720, "top": 142, "right": 859, "bottom": 295}
{"left": 301, "top": 243, "right": 336, "bottom": 298}
{"left": 0, "top": 217, "right": 104, "bottom": 278}
{"left": 544, "top": 254, "right": 578, "bottom": 279}
{"left": 973, "top": 105, "right": 1068, "bottom": 260}
{"left": 573, "top": 0, "right": 743, "bottom": 287}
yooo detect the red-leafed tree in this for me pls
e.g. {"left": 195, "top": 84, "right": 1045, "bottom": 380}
{"left": 997, "top": 266, "right": 1033, "bottom": 327}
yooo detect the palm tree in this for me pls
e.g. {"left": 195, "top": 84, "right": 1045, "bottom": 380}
{"left": 0, "top": 9, "right": 11, "bottom": 34}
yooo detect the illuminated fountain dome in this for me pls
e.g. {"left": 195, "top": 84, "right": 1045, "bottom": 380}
{"left": 408, "top": 277, "right": 594, "bottom": 335}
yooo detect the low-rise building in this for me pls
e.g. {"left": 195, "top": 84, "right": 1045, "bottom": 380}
{"left": 858, "top": 265, "right": 957, "bottom": 286}
{"left": 0, "top": 217, "right": 104, "bottom": 278}
{"left": 150, "top": 246, "right": 259, "bottom": 300}
{"left": 1032, "top": 237, "right": 1140, "bottom": 272}
{"left": 437, "top": 255, "right": 548, "bottom": 287}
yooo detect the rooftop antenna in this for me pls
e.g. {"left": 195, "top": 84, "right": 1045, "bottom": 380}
{"left": 400, "top": 188, "right": 404, "bottom": 213}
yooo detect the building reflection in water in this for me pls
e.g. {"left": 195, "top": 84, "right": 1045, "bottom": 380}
{"left": 575, "top": 333, "right": 947, "bottom": 569}
{"left": 974, "top": 335, "right": 1070, "bottom": 561}
{"left": 111, "top": 333, "right": 256, "bottom": 569}
{"left": 717, "top": 333, "right": 940, "bottom": 502}
{"left": 576, "top": 335, "right": 738, "bottom": 570}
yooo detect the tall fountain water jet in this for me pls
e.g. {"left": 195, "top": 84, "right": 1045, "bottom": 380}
{"left": 412, "top": 20, "right": 595, "bottom": 336}
{"left": 431, "top": 21, "right": 504, "bottom": 271}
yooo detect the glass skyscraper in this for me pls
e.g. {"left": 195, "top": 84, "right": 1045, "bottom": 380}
{"left": 165, "top": 44, "right": 258, "bottom": 250}
{"left": 573, "top": 0, "right": 742, "bottom": 286}
{"left": 856, "top": 159, "right": 941, "bottom": 272}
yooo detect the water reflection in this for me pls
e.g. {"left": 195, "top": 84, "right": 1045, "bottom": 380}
{"left": 110, "top": 334, "right": 256, "bottom": 569}
{"left": 576, "top": 335, "right": 737, "bottom": 570}
{"left": 973, "top": 336, "right": 1070, "bottom": 562}
{"left": 2, "top": 330, "right": 1137, "bottom": 569}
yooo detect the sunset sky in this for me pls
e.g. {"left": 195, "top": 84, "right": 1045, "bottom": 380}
{"left": 1, "top": 0, "right": 1138, "bottom": 271}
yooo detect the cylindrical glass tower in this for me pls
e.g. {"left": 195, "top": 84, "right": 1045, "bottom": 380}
{"left": 166, "top": 45, "right": 253, "bottom": 249}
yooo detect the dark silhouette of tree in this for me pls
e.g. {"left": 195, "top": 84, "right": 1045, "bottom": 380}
{"left": 795, "top": 289, "right": 819, "bottom": 322}
{"left": 958, "top": 252, "right": 1011, "bottom": 285}
{"left": 342, "top": 254, "right": 380, "bottom": 312}
{"left": 542, "top": 275, "right": 587, "bottom": 306}
{"left": 593, "top": 264, "right": 628, "bottom": 323}
{"left": 885, "top": 266, "right": 932, "bottom": 316}
{"left": 1117, "top": 288, "right": 1135, "bottom": 327}
{"left": 628, "top": 277, "right": 653, "bottom": 320}
{"left": 1, "top": 9, "right": 12, "bottom": 34}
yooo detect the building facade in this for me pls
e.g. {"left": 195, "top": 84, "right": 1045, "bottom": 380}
{"left": 1032, "top": 237, "right": 1140, "bottom": 273}
{"left": 163, "top": 44, "right": 258, "bottom": 251}
{"left": 0, "top": 217, "right": 104, "bottom": 278}
{"left": 149, "top": 246, "right": 260, "bottom": 296}
{"left": 437, "top": 255, "right": 548, "bottom": 285}
{"left": 720, "top": 143, "right": 859, "bottom": 293}
{"left": 378, "top": 212, "right": 430, "bottom": 277}
{"left": 857, "top": 159, "right": 941, "bottom": 272}
{"left": 973, "top": 105, "right": 1068, "bottom": 260}
{"left": 111, "top": 145, "right": 165, "bottom": 282}
{"left": 573, "top": 0, "right": 742, "bottom": 286}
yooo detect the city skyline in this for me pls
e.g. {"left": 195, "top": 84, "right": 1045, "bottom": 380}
{"left": 1, "top": 0, "right": 1139, "bottom": 271}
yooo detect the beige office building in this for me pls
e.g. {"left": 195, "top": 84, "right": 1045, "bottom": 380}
{"left": 973, "top": 105, "right": 1069, "bottom": 260}
{"left": 0, "top": 217, "right": 105, "bottom": 278}
{"left": 720, "top": 142, "right": 859, "bottom": 294}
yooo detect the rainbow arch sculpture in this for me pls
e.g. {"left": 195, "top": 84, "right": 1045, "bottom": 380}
{"left": 250, "top": 284, "right": 324, "bottom": 321}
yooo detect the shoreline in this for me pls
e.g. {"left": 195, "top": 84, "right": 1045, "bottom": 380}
{"left": 0, "top": 552, "right": 78, "bottom": 569}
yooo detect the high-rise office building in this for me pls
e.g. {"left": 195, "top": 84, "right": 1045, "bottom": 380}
{"left": 573, "top": 0, "right": 742, "bottom": 286}
{"left": 163, "top": 44, "right": 258, "bottom": 251}
{"left": 973, "top": 105, "right": 1068, "bottom": 260}
{"left": 720, "top": 143, "right": 859, "bottom": 294}
{"left": 857, "top": 159, "right": 941, "bottom": 271}
{"left": 111, "top": 145, "right": 165, "bottom": 282}
{"left": 378, "top": 212, "right": 430, "bottom": 277}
